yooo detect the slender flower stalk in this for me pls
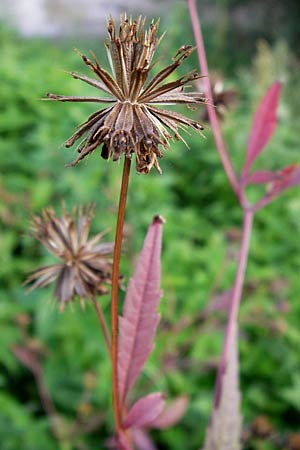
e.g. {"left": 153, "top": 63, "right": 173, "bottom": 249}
{"left": 111, "top": 157, "right": 131, "bottom": 432}
{"left": 34, "top": 368, "right": 63, "bottom": 443}
{"left": 91, "top": 294, "right": 112, "bottom": 356}
{"left": 12, "top": 342, "right": 63, "bottom": 444}
{"left": 214, "top": 208, "right": 253, "bottom": 407}
{"left": 187, "top": 0, "right": 240, "bottom": 196}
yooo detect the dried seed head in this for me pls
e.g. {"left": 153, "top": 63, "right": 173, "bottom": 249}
{"left": 25, "top": 205, "right": 113, "bottom": 306}
{"left": 198, "top": 75, "right": 237, "bottom": 122}
{"left": 46, "top": 14, "right": 207, "bottom": 174}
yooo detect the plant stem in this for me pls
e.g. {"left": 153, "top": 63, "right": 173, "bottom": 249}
{"left": 187, "top": 0, "right": 240, "bottom": 197}
{"left": 214, "top": 208, "right": 253, "bottom": 406}
{"left": 111, "top": 156, "right": 131, "bottom": 432}
{"left": 33, "top": 368, "right": 64, "bottom": 445}
{"left": 91, "top": 295, "right": 112, "bottom": 357}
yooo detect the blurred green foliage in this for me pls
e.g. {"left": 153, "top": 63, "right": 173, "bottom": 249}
{"left": 0, "top": 6, "right": 300, "bottom": 449}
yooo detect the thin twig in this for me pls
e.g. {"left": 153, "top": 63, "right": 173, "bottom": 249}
{"left": 187, "top": 0, "right": 240, "bottom": 197}
{"left": 91, "top": 295, "right": 112, "bottom": 357}
{"left": 214, "top": 208, "right": 253, "bottom": 406}
{"left": 111, "top": 156, "right": 131, "bottom": 432}
{"left": 33, "top": 368, "right": 63, "bottom": 443}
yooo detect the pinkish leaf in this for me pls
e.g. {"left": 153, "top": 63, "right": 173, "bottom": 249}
{"left": 116, "top": 432, "right": 131, "bottom": 450}
{"left": 118, "top": 216, "right": 165, "bottom": 406}
{"left": 242, "top": 82, "right": 281, "bottom": 178}
{"left": 245, "top": 170, "right": 277, "bottom": 185}
{"left": 150, "top": 395, "right": 188, "bottom": 429}
{"left": 123, "top": 393, "right": 165, "bottom": 429}
{"left": 203, "top": 323, "right": 242, "bottom": 450}
{"left": 255, "top": 164, "right": 300, "bottom": 210}
{"left": 131, "top": 429, "right": 158, "bottom": 450}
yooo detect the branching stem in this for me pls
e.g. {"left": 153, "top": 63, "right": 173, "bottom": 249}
{"left": 187, "top": 0, "right": 240, "bottom": 197}
{"left": 111, "top": 156, "right": 131, "bottom": 432}
{"left": 214, "top": 208, "right": 253, "bottom": 406}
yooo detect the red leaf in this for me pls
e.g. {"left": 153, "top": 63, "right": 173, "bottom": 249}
{"left": 255, "top": 164, "right": 300, "bottom": 209}
{"left": 245, "top": 170, "right": 277, "bottom": 185}
{"left": 116, "top": 432, "right": 132, "bottom": 450}
{"left": 242, "top": 82, "right": 281, "bottom": 178}
{"left": 118, "top": 216, "right": 165, "bottom": 406}
{"left": 131, "top": 429, "right": 158, "bottom": 450}
{"left": 150, "top": 395, "right": 188, "bottom": 429}
{"left": 123, "top": 393, "right": 165, "bottom": 429}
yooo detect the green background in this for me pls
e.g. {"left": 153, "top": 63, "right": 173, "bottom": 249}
{"left": 1, "top": 1, "right": 300, "bottom": 449}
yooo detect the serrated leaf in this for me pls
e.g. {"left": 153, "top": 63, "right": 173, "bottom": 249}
{"left": 131, "top": 429, "right": 158, "bottom": 450}
{"left": 255, "top": 164, "right": 300, "bottom": 209}
{"left": 116, "top": 431, "right": 132, "bottom": 450}
{"left": 203, "top": 323, "right": 242, "bottom": 450}
{"left": 150, "top": 395, "right": 188, "bottom": 429}
{"left": 123, "top": 392, "right": 165, "bottom": 429}
{"left": 245, "top": 170, "right": 276, "bottom": 184}
{"left": 118, "top": 216, "right": 164, "bottom": 406}
{"left": 242, "top": 82, "right": 281, "bottom": 178}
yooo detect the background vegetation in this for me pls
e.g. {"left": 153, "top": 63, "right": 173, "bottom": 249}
{"left": 0, "top": 1, "right": 300, "bottom": 449}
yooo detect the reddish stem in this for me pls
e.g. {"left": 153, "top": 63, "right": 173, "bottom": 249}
{"left": 91, "top": 295, "right": 112, "bottom": 357}
{"left": 111, "top": 156, "right": 131, "bottom": 432}
{"left": 214, "top": 209, "right": 253, "bottom": 406}
{"left": 187, "top": 0, "right": 240, "bottom": 197}
{"left": 33, "top": 368, "right": 62, "bottom": 442}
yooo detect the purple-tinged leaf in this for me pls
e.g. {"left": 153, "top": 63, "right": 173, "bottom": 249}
{"left": 254, "top": 164, "right": 300, "bottom": 210}
{"left": 116, "top": 432, "right": 131, "bottom": 450}
{"left": 150, "top": 395, "right": 188, "bottom": 429}
{"left": 123, "top": 393, "right": 165, "bottom": 429}
{"left": 118, "top": 216, "right": 165, "bottom": 406}
{"left": 245, "top": 170, "right": 277, "bottom": 185}
{"left": 131, "top": 429, "right": 158, "bottom": 450}
{"left": 203, "top": 323, "right": 242, "bottom": 450}
{"left": 242, "top": 82, "right": 281, "bottom": 178}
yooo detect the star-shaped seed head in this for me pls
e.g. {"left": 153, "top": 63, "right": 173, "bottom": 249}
{"left": 25, "top": 206, "right": 114, "bottom": 306}
{"left": 46, "top": 15, "right": 207, "bottom": 174}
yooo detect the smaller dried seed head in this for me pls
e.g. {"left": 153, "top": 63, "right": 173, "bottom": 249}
{"left": 25, "top": 205, "right": 114, "bottom": 307}
{"left": 45, "top": 14, "right": 207, "bottom": 174}
{"left": 198, "top": 75, "right": 237, "bottom": 122}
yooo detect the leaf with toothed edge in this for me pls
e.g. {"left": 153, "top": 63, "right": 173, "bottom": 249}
{"left": 150, "top": 395, "right": 189, "bottom": 429}
{"left": 116, "top": 431, "right": 132, "bottom": 450}
{"left": 242, "top": 82, "right": 281, "bottom": 180}
{"left": 118, "top": 216, "right": 165, "bottom": 407}
{"left": 254, "top": 164, "right": 300, "bottom": 209}
{"left": 123, "top": 392, "right": 165, "bottom": 429}
{"left": 131, "top": 429, "right": 158, "bottom": 450}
